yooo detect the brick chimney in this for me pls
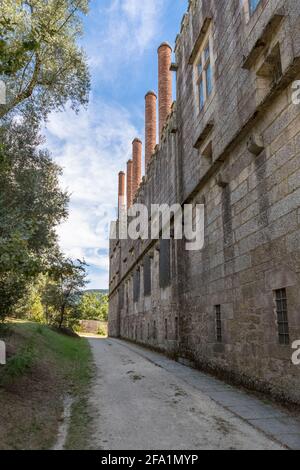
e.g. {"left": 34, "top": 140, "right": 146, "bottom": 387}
{"left": 132, "top": 138, "right": 142, "bottom": 199}
{"left": 145, "top": 91, "right": 157, "bottom": 170}
{"left": 158, "top": 42, "right": 172, "bottom": 139}
{"left": 118, "top": 171, "right": 126, "bottom": 213}
{"left": 127, "top": 159, "right": 133, "bottom": 209}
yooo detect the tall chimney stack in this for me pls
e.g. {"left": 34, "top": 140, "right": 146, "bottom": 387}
{"left": 127, "top": 159, "right": 133, "bottom": 209}
{"left": 158, "top": 42, "right": 172, "bottom": 139}
{"left": 118, "top": 171, "right": 126, "bottom": 213}
{"left": 132, "top": 138, "right": 142, "bottom": 200}
{"left": 145, "top": 91, "right": 157, "bottom": 170}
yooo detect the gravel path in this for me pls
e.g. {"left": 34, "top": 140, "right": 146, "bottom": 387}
{"left": 87, "top": 338, "right": 290, "bottom": 450}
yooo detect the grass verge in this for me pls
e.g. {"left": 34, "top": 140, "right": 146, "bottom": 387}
{"left": 0, "top": 321, "right": 94, "bottom": 450}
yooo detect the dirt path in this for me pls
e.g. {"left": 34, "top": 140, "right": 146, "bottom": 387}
{"left": 87, "top": 338, "right": 300, "bottom": 450}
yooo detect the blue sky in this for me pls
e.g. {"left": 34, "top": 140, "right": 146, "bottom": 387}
{"left": 45, "top": 0, "right": 188, "bottom": 289}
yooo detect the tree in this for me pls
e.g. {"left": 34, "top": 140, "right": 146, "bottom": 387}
{"left": 14, "top": 274, "right": 46, "bottom": 322}
{"left": 0, "top": 0, "right": 90, "bottom": 120}
{"left": 42, "top": 256, "right": 87, "bottom": 329}
{"left": 0, "top": 120, "right": 69, "bottom": 321}
{"left": 78, "top": 292, "right": 108, "bottom": 321}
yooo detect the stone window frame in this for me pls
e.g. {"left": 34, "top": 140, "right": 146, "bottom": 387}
{"left": 193, "top": 24, "right": 215, "bottom": 115}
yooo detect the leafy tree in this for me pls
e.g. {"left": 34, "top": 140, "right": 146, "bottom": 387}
{"left": 15, "top": 275, "right": 46, "bottom": 322}
{"left": 0, "top": 0, "right": 90, "bottom": 120}
{"left": 42, "top": 256, "right": 87, "bottom": 329}
{"left": 78, "top": 292, "right": 108, "bottom": 321}
{"left": 0, "top": 120, "right": 69, "bottom": 320}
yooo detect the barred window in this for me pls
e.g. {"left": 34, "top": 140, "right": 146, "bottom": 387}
{"left": 275, "top": 289, "right": 290, "bottom": 345}
{"left": 215, "top": 305, "right": 222, "bottom": 343}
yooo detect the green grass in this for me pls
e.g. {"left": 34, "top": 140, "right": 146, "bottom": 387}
{"left": 0, "top": 340, "right": 36, "bottom": 383}
{"left": 0, "top": 321, "right": 94, "bottom": 450}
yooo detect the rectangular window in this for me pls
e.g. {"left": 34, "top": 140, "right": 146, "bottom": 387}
{"left": 133, "top": 269, "right": 140, "bottom": 303}
{"left": 159, "top": 239, "right": 171, "bottom": 288}
{"left": 143, "top": 255, "right": 152, "bottom": 297}
{"left": 153, "top": 321, "right": 157, "bottom": 340}
{"left": 249, "top": 0, "right": 260, "bottom": 15}
{"left": 275, "top": 289, "right": 290, "bottom": 345}
{"left": 215, "top": 305, "right": 222, "bottom": 343}
{"left": 195, "top": 33, "right": 214, "bottom": 112}
{"left": 175, "top": 317, "right": 179, "bottom": 341}
{"left": 119, "top": 285, "right": 124, "bottom": 310}
{"left": 165, "top": 319, "right": 168, "bottom": 340}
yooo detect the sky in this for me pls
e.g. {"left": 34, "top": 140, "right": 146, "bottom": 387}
{"left": 45, "top": 0, "right": 188, "bottom": 290}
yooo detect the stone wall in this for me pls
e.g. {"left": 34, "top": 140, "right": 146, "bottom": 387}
{"left": 109, "top": 0, "right": 300, "bottom": 404}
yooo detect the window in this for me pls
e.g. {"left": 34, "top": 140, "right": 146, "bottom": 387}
{"left": 175, "top": 317, "right": 179, "bottom": 341}
{"left": 215, "top": 305, "right": 222, "bottom": 343}
{"left": 140, "top": 322, "right": 143, "bottom": 341}
{"left": 126, "top": 282, "right": 129, "bottom": 313}
{"left": 275, "top": 289, "right": 290, "bottom": 345}
{"left": 133, "top": 269, "right": 140, "bottom": 303}
{"left": 119, "top": 285, "right": 124, "bottom": 310}
{"left": 249, "top": 0, "right": 260, "bottom": 15}
{"left": 159, "top": 239, "right": 171, "bottom": 288}
{"left": 165, "top": 319, "right": 168, "bottom": 340}
{"left": 195, "top": 35, "right": 213, "bottom": 111}
{"left": 153, "top": 321, "right": 157, "bottom": 340}
{"left": 144, "top": 255, "right": 152, "bottom": 297}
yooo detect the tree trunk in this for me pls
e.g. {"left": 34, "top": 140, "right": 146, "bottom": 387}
{"left": 59, "top": 305, "right": 65, "bottom": 329}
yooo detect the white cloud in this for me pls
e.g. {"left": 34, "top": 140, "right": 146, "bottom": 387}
{"left": 45, "top": 97, "right": 139, "bottom": 289}
{"left": 43, "top": 0, "right": 174, "bottom": 289}
{"left": 87, "top": 0, "right": 165, "bottom": 75}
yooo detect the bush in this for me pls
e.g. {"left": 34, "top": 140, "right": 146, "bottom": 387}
{"left": 97, "top": 325, "right": 107, "bottom": 337}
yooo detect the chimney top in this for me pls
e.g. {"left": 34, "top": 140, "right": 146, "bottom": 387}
{"left": 145, "top": 90, "right": 157, "bottom": 99}
{"left": 158, "top": 42, "right": 172, "bottom": 52}
{"left": 119, "top": 171, "right": 125, "bottom": 175}
{"left": 132, "top": 137, "right": 142, "bottom": 145}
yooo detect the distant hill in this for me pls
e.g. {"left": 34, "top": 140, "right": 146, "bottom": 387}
{"left": 85, "top": 289, "right": 108, "bottom": 296}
